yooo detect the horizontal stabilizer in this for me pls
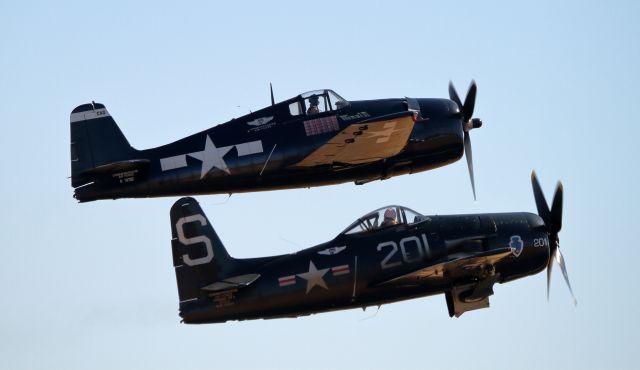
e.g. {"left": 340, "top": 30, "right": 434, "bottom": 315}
{"left": 294, "top": 112, "right": 415, "bottom": 167}
{"left": 374, "top": 248, "right": 512, "bottom": 287}
{"left": 79, "top": 159, "right": 150, "bottom": 175}
{"left": 201, "top": 273, "right": 260, "bottom": 293}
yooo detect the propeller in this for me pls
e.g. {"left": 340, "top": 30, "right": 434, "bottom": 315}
{"left": 449, "top": 80, "right": 483, "bottom": 200}
{"left": 531, "top": 171, "right": 577, "bottom": 306}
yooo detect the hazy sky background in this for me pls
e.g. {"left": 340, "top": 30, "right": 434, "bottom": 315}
{"left": 1, "top": 1, "right": 638, "bottom": 369}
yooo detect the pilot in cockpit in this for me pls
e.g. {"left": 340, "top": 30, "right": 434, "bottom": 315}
{"left": 307, "top": 95, "right": 320, "bottom": 115}
{"left": 380, "top": 208, "right": 398, "bottom": 227}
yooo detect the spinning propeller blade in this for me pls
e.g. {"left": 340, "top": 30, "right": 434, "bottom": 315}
{"left": 449, "top": 80, "right": 482, "bottom": 200}
{"left": 448, "top": 81, "right": 463, "bottom": 108}
{"left": 555, "top": 248, "right": 577, "bottom": 306}
{"left": 462, "top": 81, "right": 477, "bottom": 122}
{"left": 464, "top": 131, "right": 475, "bottom": 200}
{"left": 551, "top": 181, "right": 563, "bottom": 233}
{"left": 531, "top": 171, "right": 576, "bottom": 306}
{"left": 531, "top": 171, "right": 552, "bottom": 225}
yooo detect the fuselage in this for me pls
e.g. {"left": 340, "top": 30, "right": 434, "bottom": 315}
{"left": 73, "top": 92, "right": 466, "bottom": 202}
{"left": 179, "top": 211, "right": 549, "bottom": 324}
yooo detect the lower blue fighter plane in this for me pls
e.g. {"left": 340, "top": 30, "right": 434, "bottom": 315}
{"left": 170, "top": 172, "right": 575, "bottom": 323}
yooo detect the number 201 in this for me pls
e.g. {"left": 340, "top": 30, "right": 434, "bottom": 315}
{"left": 377, "top": 234, "right": 431, "bottom": 269}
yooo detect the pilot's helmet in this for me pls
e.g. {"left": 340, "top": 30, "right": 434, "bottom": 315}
{"left": 384, "top": 208, "right": 397, "bottom": 220}
{"left": 309, "top": 95, "right": 319, "bottom": 105}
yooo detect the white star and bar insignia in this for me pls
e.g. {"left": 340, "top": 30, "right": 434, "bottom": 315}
{"left": 277, "top": 260, "right": 351, "bottom": 293}
{"left": 159, "top": 135, "right": 263, "bottom": 178}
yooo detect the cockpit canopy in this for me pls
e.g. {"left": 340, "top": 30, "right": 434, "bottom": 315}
{"left": 341, "top": 205, "right": 425, "bottom": 235}
{"left": 289, "top": 89, "right": 349, "bottom": 116}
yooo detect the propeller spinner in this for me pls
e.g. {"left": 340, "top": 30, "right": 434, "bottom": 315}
{"left": 449, "top": 80, "right": 483, "bottom": 200}
{"left": 531, "top": 171, "right": 577, "bottom": 306}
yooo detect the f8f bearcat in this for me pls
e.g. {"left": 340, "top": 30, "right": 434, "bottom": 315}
{"left": 170, "top": 172, "right": 575, "bottom": 324}
{"left": 70, "top": 82, "right": 482, "bottom": 202}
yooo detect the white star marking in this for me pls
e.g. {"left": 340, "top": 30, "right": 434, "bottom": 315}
{"left": 188, "top": 135, "right": 233, "bottom": 178}
{"left": 297, "top": 261, "right": 330, "bottom": 294}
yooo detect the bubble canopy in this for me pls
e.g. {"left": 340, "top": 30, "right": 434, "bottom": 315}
{"left": 341, "top": 205, "right": 425, "bottom": 235}
{"left": 298, "top": 89, "right": 349, "bottom": 112}
{"left": 300, "top": 89, "right": 346, "bottom": 102}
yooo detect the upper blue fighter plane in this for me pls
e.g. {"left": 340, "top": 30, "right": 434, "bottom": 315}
{"left": 70, "top": 81, "right": 482, "bottom": 202}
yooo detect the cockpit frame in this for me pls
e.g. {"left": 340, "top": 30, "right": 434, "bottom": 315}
{"left": 341, "top": 205, "right": 425, "bottom": 235}
{"left": 288, "top": 89, "right": 349, "bottom": 117}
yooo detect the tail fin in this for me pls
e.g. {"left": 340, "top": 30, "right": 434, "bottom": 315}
{"left": 70, "top": 102, "right": 137, "bottom": 187}
{"left": 170, "top": 197, "right": 237, "bottom": 304}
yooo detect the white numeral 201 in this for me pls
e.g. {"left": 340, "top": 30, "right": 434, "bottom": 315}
{"left": 377, "top": 234, "right": 431, "bottom": 269}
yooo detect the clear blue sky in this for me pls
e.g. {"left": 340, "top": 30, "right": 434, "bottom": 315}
{"left": 1, "top": 1, "right": 638, "bottom": 369}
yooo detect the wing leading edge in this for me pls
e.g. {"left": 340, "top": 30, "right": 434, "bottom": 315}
{"left": 374, "top": 248, "right": 513, "bottom": 287}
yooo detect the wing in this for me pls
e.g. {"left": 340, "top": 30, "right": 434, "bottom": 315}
{"left": 374, "top": 248, "right": 513, "bottom": 287}
{"left": 294, "top": 112, "right": 415, "bottom": 167}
